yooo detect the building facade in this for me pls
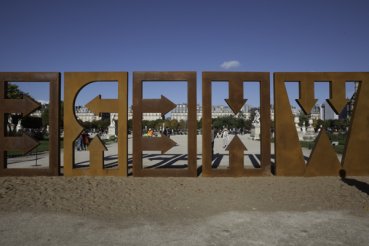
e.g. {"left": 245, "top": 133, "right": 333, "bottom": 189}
{"left": 74, "top": 106, "right": 110, "bottom": 122}
{"left": 127, "top": 106, "right": 162, "bottom": 121}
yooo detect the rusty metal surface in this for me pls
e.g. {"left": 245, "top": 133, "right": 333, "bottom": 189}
{"left": 142, "top": 95, "right": 176, "bottom": 114}
{"left": 87, "top": 135, "right": 108, "bottom": 176}
{"left": 0, "top": 72, "right": 60, "bottom": 176}
{"left": 202, "top": 72, "right": 271, "bottom": 177}
{"left": 274, "top": 72, "right": 369, "bottom": 176}
{"left": 305, "top": 129, "right": 341, "bottom": 177}
{"left": 64, "top": 72, "right": 127, "bottom": 176}
{"left": 133, "top": 72, "right": 197, "bottom": 177}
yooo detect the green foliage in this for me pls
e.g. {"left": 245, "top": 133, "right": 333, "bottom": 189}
{"left": 6, "top": 84, "right": 32, "bottom": 135}
{"left": 328, "top": 132, "right": 347, "bottom": 145}
{"left": 140, "top": 118, "right": 191, "bottom": 132}
{"left": 333, "top": 145, "right": 345, "bottom": 154}
{"left": 299, "top": 141, "right": 316, "bottom": 149}
{"left": 41, "top": 101, "right": 64, "bottom": 129}
{"left": 7, "top": 84, "right": 27, "bottom": 99}
{"left": 300, "top": 130, "right": 347, "bottom": 154}
{"left": 211, "top": 115, "right": 252, "bottom": 131}
{"left": 80, "top": 119, "right": 110, "bottom": 131}
{"left": 128, "top": 119, "right": 133, "bottom": 130}
{"left": 41, "top": 104, "right": 49, "bottom": 127}
{"left": 95, "top": 119, "right": 110, "bottom": 130}
{"left": 298, "top": 114, "right": 309, "bottom": 127}
{"left": 178, "top": 120, "right": 187, "bottom": 129}
{"left": 197, "top": 118, "right": 202, "bottom": 129}
{"left": 109, "top": 135, "right": 117, "bottom": 142}
{"left": 142, "top": 119, "right": 165, "bottom": 130}
{"left": 315, "top": 119, "right": 350, "bottom": 132}
{"left": 168, "top": 119, "right": 180, "bottom": 129}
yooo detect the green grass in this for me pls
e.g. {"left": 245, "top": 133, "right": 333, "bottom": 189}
{"left": 332, "top": 145, "right": 345, "bottom": 154}
{"left": 299, "top": 141, "right": 315, "bottom": 149}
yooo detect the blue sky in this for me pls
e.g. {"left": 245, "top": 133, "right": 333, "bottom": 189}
{"left": 1, "top": 0, "right": 368, "bottom": 108}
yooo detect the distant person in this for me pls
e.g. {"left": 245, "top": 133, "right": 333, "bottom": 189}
{"left": 82, "top": 131, "right": 90, "bottom": 150}
{"left": 211, "top": 127, "right": 216, "bottom": 156}
{"left": 164, "top": 127, "right": 171, "bottom": 138}
{"left": 76, "top": 135, "right": 83, "bottom": 151}
{"left": 147, "top": 128, "right": 154, "bottom": 137}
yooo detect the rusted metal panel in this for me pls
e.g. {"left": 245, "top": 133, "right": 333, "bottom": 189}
{"left": 0, "top": 72, "right": 60, "bottom": 176}
{"left": 133, "top": 72, "right": 197, "bottom": 177}
{"left": 274, "top": 72, "right": 369, "bottom": 176}
{"left": 63, "top": 72, "right": 128, "bottom": 176}
{"left": 202, "top": 72, "right": 271, "bottom": 177}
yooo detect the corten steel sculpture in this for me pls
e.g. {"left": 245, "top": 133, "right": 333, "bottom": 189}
{"left": 64, "top": 72, "right": 127, "bottom": 176}
{"left": 0, "top": 72, "right": 60, "bottom": 176}
{"left": 133, "top": 72, "right": 197, "bottom": 177}
{"left": 202, "top": 72, "right": 271, "bottom": 177}
{"left": 274, "top": 72, "right": 369, "bottom": 176}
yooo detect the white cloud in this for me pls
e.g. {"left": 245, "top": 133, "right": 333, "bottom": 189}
{"left": 220, "top": 60, "right": 240, "bottom": 69}
{"left": 37, "top": 99, "right": 49, "bottom": 105}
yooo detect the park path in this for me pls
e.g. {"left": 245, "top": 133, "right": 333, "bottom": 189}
{"left": 6, "top": 134, "right": 341, "bottom": 173}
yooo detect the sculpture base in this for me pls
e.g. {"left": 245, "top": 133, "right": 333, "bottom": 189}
{"left": 251, "top": 127, "right": 260, "bottom": 140}
{"left": 108, "top": 126, "right": 116, "bottom": 137}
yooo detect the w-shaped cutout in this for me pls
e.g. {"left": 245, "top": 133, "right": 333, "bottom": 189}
{"left": 274, "top": 72, "right": 367, "bottom": 176}
{"left": 305, "top": 129, "right": 341, "bottom": 176}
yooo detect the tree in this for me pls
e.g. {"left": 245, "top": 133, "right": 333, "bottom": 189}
{"left": 249, "top": 107, "right": 259, "bottom": 121}
{"left": 298, "top": 114, "right": 309, "bottom": 127}
{"left": 41, "top": 104, "right": 49, "bottom": 128}
{"left": 237, "top": 110, "right": 245, "bottom": 119}
{"left": 95, "top": 119, "right": 110, "bottom": 131}
{"left": 6, "top": 84, "right": 34, "bottom": 135}
{"left": 41, "top": 101, "right": 64, "bottom": 129}
{"left": 244, "top": 119, "right": 253, "bottom": 131}
{"left": 7, "top": 84, "right": 25, "bottom": 99}
{"left": 168, "top": 119, "right": 179, "bottom": 129}
{"left": 178, "top": 120, "right": 187, "bottom": 129}
{"left": 127, "top": 119, "right": 133, "bottom": 131}
{"left": 80, "top": 119, "right": 110, "bottom": 132}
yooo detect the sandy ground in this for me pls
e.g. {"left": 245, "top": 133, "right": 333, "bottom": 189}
{"left": 1, "top": 176, "right": 369, "bottom": 245}
{"left": 1, "top": 135, "right": 366, "bottom": 245}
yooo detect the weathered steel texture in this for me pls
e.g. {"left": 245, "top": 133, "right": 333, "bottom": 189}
{"left": 274, "top": 72, "right": 369, "bottom": 176}
{"left": 85, "top": 95, "right": 119, "bottom": 114}
{"left": 305, "top": 129, "right": 340, "bottom": 176}
{"left": 133, "top": 72, "right": 197, "bottom": 177}
{"left": 202, "top": 72, "right": 271, "bottom": 177}
{"left": 142, "top": 95, "right": 176, "bottom": 114}
{"left": 141, "top": 136, "right": 177, "bottom": 154}
{"left": 87, "top": 135, "right": 108, "bottom": 176}
{"left": 64, "top": 72, "right": 127, "bottom": 176}
{"left": 0, "top": 72, "right": 60, "bottom": 176}
{"left": 343, "top": 73, "right": 369, "bottom": 176}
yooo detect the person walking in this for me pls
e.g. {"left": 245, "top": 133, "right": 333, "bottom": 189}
{"left": 211, "top": 127, "right": 215, "bottom": 156}
{"left": 82, "top": 131, "right": 90, "bottom": 150}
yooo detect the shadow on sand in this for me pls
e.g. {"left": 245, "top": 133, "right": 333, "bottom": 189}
{"left": 340, "top": 170, "right": 369, "bottom": 196}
